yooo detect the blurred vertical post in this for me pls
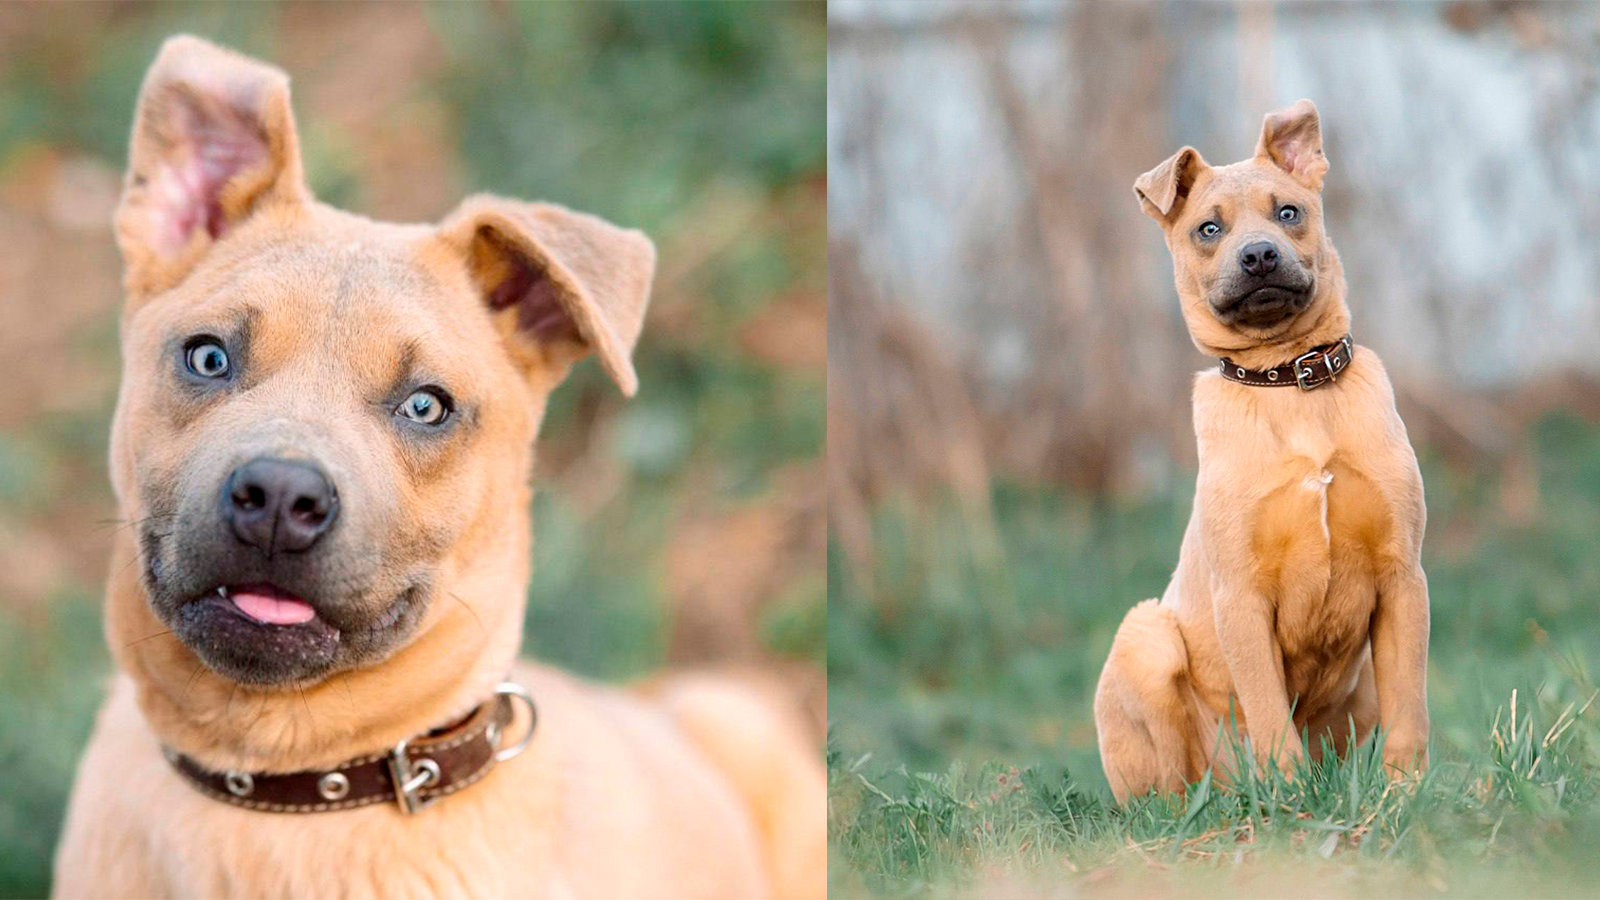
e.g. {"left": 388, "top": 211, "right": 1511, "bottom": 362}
{"left": 1238, "top": 1, "right": 1275, "bottom": 135}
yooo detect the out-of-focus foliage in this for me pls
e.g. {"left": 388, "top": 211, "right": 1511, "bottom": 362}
{"left": 0, "top": 4, "right": 823, "bottom": 897}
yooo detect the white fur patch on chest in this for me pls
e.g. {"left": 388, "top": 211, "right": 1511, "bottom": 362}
{"left": 1304, "top": 469, "right": 1333, "bottom": 542}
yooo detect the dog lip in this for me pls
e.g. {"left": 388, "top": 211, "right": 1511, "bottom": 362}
{"left": 141, "top": 534, "right": 429, "bottom": 685}
{"left": 1243, "top": 283, "right": 1304, "bottom": 300}
{"left": 1229, "top": 282, "right": 1311, "bottom": 306}
{"left": 186, "top": 580, "right": 418, "bottom": 633}
{"left": 1211, "top": 279, "right": 1314, "bottom": 326}
{"left": 347, "top": 583, "right": 417, "bottom": 635}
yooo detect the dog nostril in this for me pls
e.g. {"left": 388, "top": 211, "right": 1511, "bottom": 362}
{"left": 289, "top": 495, "right": 325, "bottom": 523}
{"left": 233, "top": 483, "right": 267, "bottom": 511}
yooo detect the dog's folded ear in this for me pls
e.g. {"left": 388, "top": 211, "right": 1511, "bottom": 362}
{"left": 437, "top": 196, "right": 655, "bottom": 396}
{"left": 1133, "top": 146, "right": 1206, "bottom": 221}
{"left": 1256, "top": 99, "right": 1329, "bottom": 190}
{"left": 117, "top": 35, "right": 309, "bottom": 300}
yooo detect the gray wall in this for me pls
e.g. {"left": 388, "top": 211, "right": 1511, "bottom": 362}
{"left": 829, "top": 1, "right": 1600, "bottom": 494}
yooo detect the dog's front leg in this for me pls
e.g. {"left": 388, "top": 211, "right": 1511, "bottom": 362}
{"left": 1372, "top": 564, "right": 1430, "bottom": 778}
{"left": 1197, "top": 471, "right": 1304, "bottom": 777}
{"left": 1212, "top": 586, "right": 1303, "bottom": 776}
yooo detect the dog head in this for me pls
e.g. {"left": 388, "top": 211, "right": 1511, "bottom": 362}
{"left": 1134, "top": 100, "right": 1348, "bottom": 360}
{"left": 106, "top": 36, "right": 653, "bottom": 695}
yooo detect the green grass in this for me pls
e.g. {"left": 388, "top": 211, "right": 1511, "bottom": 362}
{"left": 829, "top": 414, "right": 1600, "bottom": 897}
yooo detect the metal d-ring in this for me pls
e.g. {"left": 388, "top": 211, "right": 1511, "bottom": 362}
{"left": 492, "top": 681, "right": 539, "bottom": 763}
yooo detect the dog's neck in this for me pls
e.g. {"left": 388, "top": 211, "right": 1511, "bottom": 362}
{"left": 107, "top": 516, "right": 530, "bottom": 774}
{"left": 1191, "top": 250, "right": 1352, "bottom": 372}
{"left": 1201, "top": 299, "right": 1351, "bottom": 372}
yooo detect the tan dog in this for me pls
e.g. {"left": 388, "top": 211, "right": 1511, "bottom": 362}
{"left": 53, "top": 36, "right": 823, "bottom": 899}
{"left": 1093, "top": 100, "right": 1430, "bottom": 802}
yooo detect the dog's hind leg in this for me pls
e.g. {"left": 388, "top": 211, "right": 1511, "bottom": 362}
{"left": 1094, "top": 599, "right": 1199, "bottom": 802}
{"left": 651, "top": 673, "right": 826, "bottom": 900}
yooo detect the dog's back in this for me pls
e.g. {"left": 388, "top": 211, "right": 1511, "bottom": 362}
{"left": 648, "top": 672, "right": 827, "bottom": 899}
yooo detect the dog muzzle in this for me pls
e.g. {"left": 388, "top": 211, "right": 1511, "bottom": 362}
{"left": 162, "top": 681, "right": 537, "bottom": 815}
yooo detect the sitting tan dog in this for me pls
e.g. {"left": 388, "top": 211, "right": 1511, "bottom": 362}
{"left": 1093, "top": 100, "right": 1430, "bottom": 802}
{"left": 53, "top": 36, "right": 823, "bottom": 899}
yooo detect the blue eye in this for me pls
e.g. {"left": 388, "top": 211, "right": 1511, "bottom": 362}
{"left": 396, "top": 389, "right": 450, "bottom": 426}
{"left": 1198, "top": 221, "right": 1221, "bottom": 239}
{"left": 1278, "top": 205, "right": 1300, "bottom": 223}
{"left": 185, "top": 340, "right": 230, "bottom": 378}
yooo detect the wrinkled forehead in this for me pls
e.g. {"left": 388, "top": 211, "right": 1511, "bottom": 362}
{"left": 137, "top": 232, "right": 483, "bottom": 379}
{"left": 1182, "top": 160, "right": 1312, "bottom": 223}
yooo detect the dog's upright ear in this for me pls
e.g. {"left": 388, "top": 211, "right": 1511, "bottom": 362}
{"left": 1133, "top": 146, "right": 1206, "bottom": 222}
{"left": 117, "top": 35, "right": 309, "bottom": 300}
{"left": 437, "top": 196, "right": 655, "bottom": 396}
{"left": 1255, "top": 99, "right": 1328, "bottom": 190}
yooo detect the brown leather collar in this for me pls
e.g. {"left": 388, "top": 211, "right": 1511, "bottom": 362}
{"left": 164, "top": 681, "right": 536, "bottom": 815}
{"left": 1219, "top": 334, "right": 1354, "bottom": 390}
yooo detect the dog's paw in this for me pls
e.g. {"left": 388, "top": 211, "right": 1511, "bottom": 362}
{"left": 1382, "top": 740, "right": 1429, "bottom": 782}
{"left": 1276, "top": 746, "right": 1306, "bottom": 781}
{"left": 1259, "top": 733, "right": 1305, "bottom": 781}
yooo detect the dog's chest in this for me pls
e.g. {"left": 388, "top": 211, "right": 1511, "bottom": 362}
{"left": 154, "top": 803, "right": 544, "bottom": 899}
{"left": 1247, "top": 444, "right": 1399, "bottom": 704}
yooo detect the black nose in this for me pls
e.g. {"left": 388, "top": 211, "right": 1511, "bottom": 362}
{"left": 224, "top": 457, "right": 338, "bottom": 554}
{"left": 1239, "top": 241, "right": 1280, "bottom": 277}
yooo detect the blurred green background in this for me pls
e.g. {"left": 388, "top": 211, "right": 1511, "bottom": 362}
{"left": 0, "top": 3, "right": 823, "bottom": 897}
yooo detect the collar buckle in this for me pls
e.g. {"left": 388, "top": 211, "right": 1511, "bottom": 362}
{"left": 1293, "top": 347, "right": 1323, "bottom": 391}
{"left": 1293, "top": 335, "right": 1351, "bottom": 391}
{"left": 387, "top": 738, "right": 441, "bottom": 815}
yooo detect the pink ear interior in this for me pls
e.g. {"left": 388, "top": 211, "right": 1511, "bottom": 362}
{"left": 1260, "top": 108, "right": 1323, "bottom": 182}
{"left": 148, "top": 101, "right": 269, "bottom": 257}
{"left": 486, "top": 253, "right": 582, "bottom": 344}
{"left": 1277, "top": 144, "right": 1303, "bottom": 174}
{"left": 1274, "top": 133, "right": 1321, "bottom": 179}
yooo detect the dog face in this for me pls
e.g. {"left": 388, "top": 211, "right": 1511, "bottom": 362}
{"left": 1135, "top": 100, "right": 1343, "bottom": 353}
{"left": 108, "top": 37, "right": 653, "bottom": 688}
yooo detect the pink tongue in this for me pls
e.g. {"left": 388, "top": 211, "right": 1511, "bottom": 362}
{"left": 231, "top": 590, "right": 316, "bottom": 625}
